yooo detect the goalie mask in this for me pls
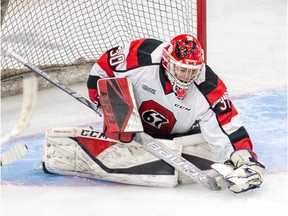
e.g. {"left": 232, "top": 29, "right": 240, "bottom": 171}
{"left": 162, "top": 34, "right": 204, "bottom": 99}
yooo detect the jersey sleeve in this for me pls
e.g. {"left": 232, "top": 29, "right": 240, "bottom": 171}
{"left": 195, "top": 65, "right": 257, "bottom": 162}
{"left": 87, "top": 38, "right": 164, "bottom": 103}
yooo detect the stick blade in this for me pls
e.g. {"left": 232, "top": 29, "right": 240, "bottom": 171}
{"left": 0, "top": 144, "right": 28, "bottom": 166}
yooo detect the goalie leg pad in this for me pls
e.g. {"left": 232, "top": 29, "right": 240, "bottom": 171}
{"left": 42, "top": 130, "right": 179, "bottom": 187}
{"left": 173, "top": 133, "right": 218, "bottom": 184}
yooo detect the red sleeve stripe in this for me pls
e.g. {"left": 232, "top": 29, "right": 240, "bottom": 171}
{"left": 88, "top": 88, "right": 99, "bottom": 102}
{"left": 126, "top": 39, "right": 146, "bottom": 69}
{"left": 97, "top": 52, "right": 115, "bottom": 77}
{"left": 233, "top": 138, "right": 258, "bottom": 159}
{"left": 206, "top": 78, "right": 227, "bottom": 105}
{"left": 234, "top": 137, "right": 253, "bottom": 150}
{"left": 227, "top": 126, "right": 254, "bottom": 152}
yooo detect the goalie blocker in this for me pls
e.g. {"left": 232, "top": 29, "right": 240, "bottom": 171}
{"left": 97, "top": 77, "right": 144, "bottom": 142}
{"left": 42, "top": 127, "right": 217, "bottom": 187}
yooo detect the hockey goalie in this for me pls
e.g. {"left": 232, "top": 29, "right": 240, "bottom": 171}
{"left": 42, "top": 34, "right": 265, "bottom": 193}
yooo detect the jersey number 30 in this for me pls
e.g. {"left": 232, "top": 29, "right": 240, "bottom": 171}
{"left": 109, "top": 46, "right": 125, "bottom": 67}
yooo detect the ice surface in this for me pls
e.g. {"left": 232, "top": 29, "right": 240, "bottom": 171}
{"left": 1, "top": 0, "right": 287, "bottom": 215}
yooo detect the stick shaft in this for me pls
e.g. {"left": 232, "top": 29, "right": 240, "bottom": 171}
{"left": 5, "top": 49, "right": 102, "bottom": 117}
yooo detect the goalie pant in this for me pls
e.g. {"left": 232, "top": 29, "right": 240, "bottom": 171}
{"left": 42, "top": 127, "right": 218, "bottom": 187}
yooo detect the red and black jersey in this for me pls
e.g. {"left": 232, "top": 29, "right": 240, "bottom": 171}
{"left": 87, "top": 38, "right": 257, "bottom": 162}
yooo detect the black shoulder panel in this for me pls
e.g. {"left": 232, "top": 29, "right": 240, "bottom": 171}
{"left": 137, "top": 39, "right": 163, "bottom": 66}
{"left": 196, "top": 65, "right": 219, "bottom": 96}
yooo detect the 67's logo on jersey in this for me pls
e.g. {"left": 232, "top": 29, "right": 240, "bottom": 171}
{"left": 139, "top": 101, "right": 176, "bottom": 134}
{"left": 142, "top": 110, "right": 167, "bottom": 129}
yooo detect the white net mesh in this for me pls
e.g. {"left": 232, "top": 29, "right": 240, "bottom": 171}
{"left": 1, "top": 0, "right": 204, "bottom": 96}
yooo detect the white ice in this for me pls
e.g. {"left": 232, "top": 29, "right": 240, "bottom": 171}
{"left": 1, "top": 0, "right": 287, "bottom": 215}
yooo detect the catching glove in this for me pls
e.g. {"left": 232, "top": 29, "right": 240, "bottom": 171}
{"left": 211, "top": 149, "right": 266, "bottom": 193}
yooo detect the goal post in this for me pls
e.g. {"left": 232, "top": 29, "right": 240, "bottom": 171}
{"left": 1, "top": 0, "right": 207, "bottom": 97}
{"left": 197, "top": 0, "right": 207, "bottom": 61}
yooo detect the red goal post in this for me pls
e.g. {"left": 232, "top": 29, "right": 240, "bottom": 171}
{"left": 197, "top": 0, "right": 207, "bottom": 61}
{"left": 1, "top": 0, "right": 207, "bottom": 96}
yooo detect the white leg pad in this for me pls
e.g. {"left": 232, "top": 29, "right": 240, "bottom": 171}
{"left": 43, "top": 130, "right": 180, "bottom": 187}
{"left": 173, "top": 133, "right": 218, "bottom": 184}
{"left": 174, "top": 133, "right": 217, "bottom": 161}
{"left": 43, "top": 128, "right": 219, "bottom": 186}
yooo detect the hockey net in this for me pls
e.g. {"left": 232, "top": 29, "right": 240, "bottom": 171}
{"left": 1, "top": 0, "right": 206, "bottom": 97}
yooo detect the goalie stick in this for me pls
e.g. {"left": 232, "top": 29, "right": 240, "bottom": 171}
{"left": 5, "top": 49, "right": 229, "bottom": 190}
{"left": 1, "top": 75, "right": 37, "bottom": 166}
{"left": 138, "top": 133, "right": 229, "bottom": 190}
{"left": 5, "top": 48, "right": 102, "bottom": 117}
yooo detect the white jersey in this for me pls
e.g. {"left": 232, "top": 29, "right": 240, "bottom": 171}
{"left": 88, "top": 38, "right": 256, "bottom": 162}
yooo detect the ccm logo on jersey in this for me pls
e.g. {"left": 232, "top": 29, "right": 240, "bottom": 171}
{"left": 174, "top": 103, "right": 191, "bottom": 111}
